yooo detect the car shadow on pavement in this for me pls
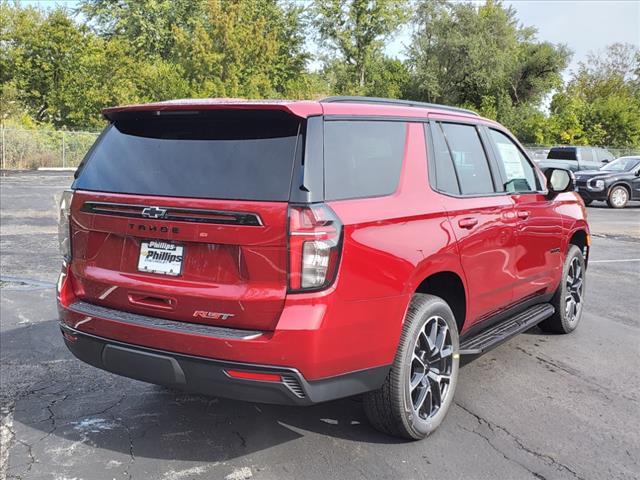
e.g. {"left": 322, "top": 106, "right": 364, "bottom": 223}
{"left": 4, "top": 319, "right": 407, "bottom": 466}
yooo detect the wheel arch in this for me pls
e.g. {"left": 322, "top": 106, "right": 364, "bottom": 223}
{"left": 568, "top": 227, "right": 590, "bottom": 267}
{"left": 413, "top": 271, "right": 467, "bottom": 334}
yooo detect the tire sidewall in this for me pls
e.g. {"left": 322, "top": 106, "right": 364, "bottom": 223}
{"left": 397, "top": 297, "right": 459, "bottom": 439}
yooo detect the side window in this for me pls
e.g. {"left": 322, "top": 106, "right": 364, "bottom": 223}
{"left": 428, "top": 123, "right": 460, "bottom": 195}
{"left": 596, "top": 148, "right": 613, "bottom": 162}
{"left": 488, "top": 129, "right": 539, "bottom": 193}
{"left": 440, "top": 123, "right": 495, "bottom": 195}
{"left": 581, "top": 148, "right": 594, "bottom": 162}
{"left": 324, "top": 121, "right": 406, "bottom": 200}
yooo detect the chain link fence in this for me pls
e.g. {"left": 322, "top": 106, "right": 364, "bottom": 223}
{"left": 1, "top": 126, "right": 639, "bottom": 170}
{"left": 0, "top": 126, "right": 100, "bottom": 170}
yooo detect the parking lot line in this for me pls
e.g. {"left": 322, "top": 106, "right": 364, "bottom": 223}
{"left": 589, "top": 258, "right": 640, "bottom": 263}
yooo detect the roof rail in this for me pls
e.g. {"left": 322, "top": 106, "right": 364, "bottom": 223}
{"left": 320, "top": 96, "right": 479, "bottom": 116}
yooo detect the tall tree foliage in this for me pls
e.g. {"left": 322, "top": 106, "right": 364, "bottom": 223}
{"left": 312, "top": 0, "right": 409, "bottom": 95}
{"left": 406, "top": 0, "right": 570, "bottom": 127}
{"left": 549, "top": 44, "right": 640, "bottom": 147}
{"left": 1, "top": 0, "right": 638, "bottom": 147}
{"left": 171, "top": 0, "right": 312, "bottom": 98}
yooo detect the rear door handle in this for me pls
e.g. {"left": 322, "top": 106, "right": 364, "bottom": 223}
{"left": 517, "top": 210, "right": 530, "bottom": 220}
{"left": 458, "top": 217, "right": 478, "bottom": 229}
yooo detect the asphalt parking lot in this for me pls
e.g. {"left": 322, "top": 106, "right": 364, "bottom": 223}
{"left": 1, "top": 171, "right": 639, "bottom": 480}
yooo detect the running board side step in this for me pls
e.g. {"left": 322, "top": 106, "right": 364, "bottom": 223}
{"left": 459, "top": 303, "right": 555, "bottom": 355}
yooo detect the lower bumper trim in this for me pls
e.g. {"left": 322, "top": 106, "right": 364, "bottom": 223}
{"left": 60, "top": 323, "right": 389, "bottom": 406}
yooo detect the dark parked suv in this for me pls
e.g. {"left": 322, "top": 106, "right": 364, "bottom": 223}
{"left": 58, "top": 97, "right": 590, "bottom": 439}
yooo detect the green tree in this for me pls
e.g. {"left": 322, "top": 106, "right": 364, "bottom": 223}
{"left": 406, "top": 0, "right": 569, "bottom": 137}
{"left": 78, "top": 0, "right": 202, "bottom": 59}
{"left": 549, "top": 43, "right": 640, "bottom": 147}
{"left": 171, "top": 0, "right": 311, "bottom": 98}
{"left": 313, "top": 0, "right": 409, "bottom": 94}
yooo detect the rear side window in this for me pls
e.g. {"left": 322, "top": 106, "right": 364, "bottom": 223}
{"left": 324, "top": 121, "right": 406, "bottom": 200}
{"left": 73, "top": 110, "right": 301, "bottom": 201}
{"left": 440, "top": 123, "right": 495, "bottom": 195}
{"left": 547, "top": 148, "right": 577, "bottom": 161}
{"left": 428, "top": 123, "right": 460, "bottom": 195}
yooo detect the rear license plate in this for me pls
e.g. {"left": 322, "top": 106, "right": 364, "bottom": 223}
{"left": 138, "top": 240, "right": 184, "bottom": 276}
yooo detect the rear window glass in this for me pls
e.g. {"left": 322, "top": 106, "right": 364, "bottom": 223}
{"left": 73, "top": 110, "right": 301, "bottom": 201}
{"left": 547, "top": 148, "right": 577, "bottom": 161}
{"left": 324, "top": 121, "right": 406, "bottom": 200}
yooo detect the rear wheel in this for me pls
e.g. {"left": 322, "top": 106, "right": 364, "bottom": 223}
{"left": 607, "top": 186, "right": 629, "bottom": 208}
{"left": 539, "top": 245, "right": 586, "bottom": 334}
{"left": 363, "top": 294, "right": 459, "bottom": 439}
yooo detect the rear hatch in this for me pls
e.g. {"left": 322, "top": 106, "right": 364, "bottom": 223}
{"left": 69, "top": 109, "right": 302, "bottom": 331}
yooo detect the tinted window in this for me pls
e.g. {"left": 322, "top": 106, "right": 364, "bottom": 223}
{"left": 440, "top": 123, "right": 494, "bottom": 195}
{"left": 324, "top": 121, "right": 406, "bottom": 200}
{"left": 547, "top": 147, "right": 577, "bottom": 161}
{"left": 74, "top": 110, "right": 300, "bottom": 201}
{"left": 428, "top": 123, "right": 460, "bottom": 195}
{"left": 489, "top": 129, "right": 538, "bottom": 192}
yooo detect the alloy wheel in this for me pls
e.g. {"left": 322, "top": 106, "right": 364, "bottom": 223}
{"left": 409, "top": 316, "right": 454, "bottom": 420}
{"left": 611, "top": 187, "right": 628, "bottom": 207}
{"left": 565, "top": 257, "right": 584, "bottom": 324}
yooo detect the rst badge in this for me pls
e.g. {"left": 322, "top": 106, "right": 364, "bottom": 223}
{"left": 193, "top": 311, "right": 235, "bottom": 321}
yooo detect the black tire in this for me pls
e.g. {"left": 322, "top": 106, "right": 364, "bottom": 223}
{"left": 539, "top": 245, "right": 586, "bottom": 334}
{"left": 607, "top": 185, "right": 629, "bottom": 208}
{"left": 363, "top": 294, "right": 459, "bottom": 440}
{"left": 582, "top": 199, "right": 593, "bottom": 206}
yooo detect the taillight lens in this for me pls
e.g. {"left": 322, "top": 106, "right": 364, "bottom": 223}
{"left": 58, "top": 190, "right": 73, "bottom": 262}
{"left": 288, "top": 204, "right": 343, "bottom": 292}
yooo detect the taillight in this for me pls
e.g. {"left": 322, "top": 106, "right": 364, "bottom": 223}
{"left": 58, "top": 190, "right": 73, "bottom": 262}
{"left": 288, "top": 204, "right": 343, "bottom": 292}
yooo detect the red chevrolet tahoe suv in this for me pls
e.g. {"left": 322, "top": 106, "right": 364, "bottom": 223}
{"left": 57, "top": 97, "right": 589, "bottom": 439}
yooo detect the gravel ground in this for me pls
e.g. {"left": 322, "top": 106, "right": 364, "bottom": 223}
{"left": 1, "top": 171, "right": 639, "bottom": 480}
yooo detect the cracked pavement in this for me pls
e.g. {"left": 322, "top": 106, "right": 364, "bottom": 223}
{"left": 1, "top": 171, "right": 639, "bottom": 480}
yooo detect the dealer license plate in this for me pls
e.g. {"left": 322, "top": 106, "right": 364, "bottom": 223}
{"left": 137, "top": 240, "right": 184, "bottom": 276}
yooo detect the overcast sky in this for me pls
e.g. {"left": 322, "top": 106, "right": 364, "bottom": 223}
{"left": 387, "top": 0, "right": 640, "bottom": 79}
{"left": 23, "top": 0, "right": 640, "bottom": 81}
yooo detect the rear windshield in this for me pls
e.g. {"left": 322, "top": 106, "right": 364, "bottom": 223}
{"left": 73, "top": 110, "right": 301, "bottom": 201}
{"left": 547, "top": 148, "right": 577, "bottom": 161}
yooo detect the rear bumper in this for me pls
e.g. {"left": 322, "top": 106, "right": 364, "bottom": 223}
{"left": 60, "top": 322, "right": 389, "bottom": 405}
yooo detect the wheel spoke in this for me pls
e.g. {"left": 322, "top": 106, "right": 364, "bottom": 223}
{"left": 435, "top": 323, "right": 448, "bottom": 353}
{"left": 429, "top": 375, "right": 443, "bottom": 409}
{"left": 413, "top": 381, "right": 429, "bottom": 412}
{"left": 440, "top": 345, "right": 453, "bottom": 358}
{"left": 427, "top": 369, "right": 451, "bottom": 384}
{"left": 428, "top": 320, "right": 438, "bottom": 350}
{"left": 565, "top": 299, "right": 574, "bottom": 318}
{"left": 410, "top": 371, "right": 423, "bottom": 390}
{"left": 419, "top": 329, "right": 433, "bottom": 355}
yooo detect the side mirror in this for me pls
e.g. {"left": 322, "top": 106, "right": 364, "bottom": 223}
{"left": 544, "top": 168, "right": 575, "bottom": 198}
{"left": 602, "top": 159, "right": 610, "bottom": 164}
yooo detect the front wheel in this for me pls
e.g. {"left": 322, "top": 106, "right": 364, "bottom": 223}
{"left": 607, "top": 186, "right": 629, "bottom": 208}
{"left": 363, "top": 294, "right": 459, "bottom": 439}
{"left": 539, "top": 245, "right": 586, "bottom": 334}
